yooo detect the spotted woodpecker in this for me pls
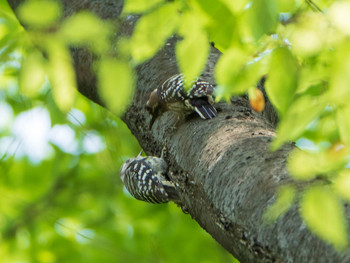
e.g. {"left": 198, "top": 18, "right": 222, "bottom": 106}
{"left": 120, "top": 151, "right": 179, "bottom": 204}
{"left": 146, "top": 74, "right": 217, "bottom": 127}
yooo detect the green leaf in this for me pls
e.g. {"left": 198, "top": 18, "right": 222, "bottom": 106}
{"left": 330, "top": 1, "right": 350, "bottom": 36}
{"left": 19, "top": 52, "right": 46, "bottom": 97}
{"left": 287, "top": 149, "right": 318, "bottom": 180}
{"left": 123, "top": 0, "right": 165, "bottom": 13}
{"left": 272, "top": 95, "right": 326, "bottom": 150}
{"left": 97, "top": 59, "right": 135, "bottom": 115}
{"left": 0, "top": 67, "right": 17, "bottom": 89}
{"left": 300, "top": 185, "right": 348, "bottom": 249}
{"left": 302, "top": 112, "right": 340, "bottom": 143}
{"left": 176, "top": 13, "right": 210, "bottom": 89}
{"left": 248, "top": 0, "right": 278, "bottom": 40}
{"left": 289, "top": 14, "right": 328, "bottom": 58}
{"left": 0, "top": 23, "right": 8, "bottom": 41}
{"left": 17, "top": 0, "right": 61, "bottom": 28}
{"left": 59, "top": 12, "right": 112, "bottom": 54}
{"left": 263, "top": 185, "right": 296, "bottom": 222}
{"left": 329, "top": 44, "right": 350, "bottom": 106}
{"left": 193, "top": 0, "right": 237, "bottom": 50}
{"left": 130, "top": 2, "right": 180, "bottom": 63}
{"left": 337, "top": 106, "right": 350, "bottom": 144}
{"left": 277, "top": 0, "right": 296, "bottom": 12}
{"left": 215, "top": 52, "right": 267, "bottom": 100}
{"left": 215, "top": 47, "right": 249, "bottom": 97}
{"left": 297, "top": 61, "right": 328, "bottom": 94}
{"left": 266, "top": 47, "right": 299, "bottom": 116}
{"left": 334, "top": 171, "right": 350, "bottom": 202}
{"left": 288, "top": 145, "right": 346, "bottom": 179}
{"left": 220, "top": 0, "right": 249, "bottom": 13}
{"left": 233, "top": 57, "right": 268, "bottom": 95}
{"left": 47, "top": 39, "right": 77, "bottom": 112}
{"left": 316, "top": 115, "right": 339, "bottom": 142}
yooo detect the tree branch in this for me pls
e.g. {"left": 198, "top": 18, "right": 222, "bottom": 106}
{"left": 7, "top": 1, "right": 350, "bottom": 262}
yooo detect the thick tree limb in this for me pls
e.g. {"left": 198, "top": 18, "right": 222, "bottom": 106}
{"left": 7, "top": 1, "right": 350, "bottom": 262}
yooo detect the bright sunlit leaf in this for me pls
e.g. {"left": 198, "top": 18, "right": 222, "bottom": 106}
{"left": 334, "top": 170, "right": 350, "bottom": 201}
{"left": 97, "top": 59, "right": 134, "bottom": 115}
{"left": 59, "top": 12, "right": 111, "bottom": 54}
{"left": 176, "top": 13, "right": 209, "bottom": 89}
{"left": 300, "top": 185, "right": 348, "bottom": 249}
{"left": 323, "top": 143, "right": 348, "bottom": 171}
{"left": 37, "top": 250, "right": 56, "bottom": 263}
{"left": 303, "top": 113, "right": 340, "bottom": 144}
{"left": 47, "top": 39, "right": 77, "bottom": 112}
{"left": 215, "top": 47, "right": 249, "bottom": 97}
{"left": 0, "top": 23, "right": 8, "bottom": 40}
{"left": 337, "top": 106, "right": 350, "bottom": 145}
{"left": 19, "top": 52, "right": 46, "bottom": 97}
{"left": 317, "top": 115, "right": 339, "bottom": 142}
{"left": 17, "top": 0, "right": 61, "bottom": 28}
{"left": 266, "top": 47, "right": 298, "bottom": 116}
{"left": 277, "top": 0, "right": 296, "bottom": 12}
{"left": 248, "top": 0, "right": 278, "bottom": 40}
{"left": 272, "top": 95, "right": 327, "bottom": 150}
{"left": 0, "top": 70, "right": 17, "bottom": 89}
{"left": 263, "top": 185, "right": 296, "bottom": 222}
{"left": 329, "top": 44, "right": 350, "bottom": 105}
{"left": 220, "top": 0, "right": 249, "bottom": 13}
{"left": 123, "top": 0, "right": 165, "bottom": 13}
{"left": 234, "top": 57, "right": 269, "bottom": 96}
{"left": 330, "top": 1, "right": 350, "bottom": 36}
{"left": 289, "top": 14, "right": 328, "bottom": 57}
{"left": 130, "top": 2, "right": 180, "bottom": 63}
{"left": 193, "top": 0, "right": 237, "bottom": 49}
{"left": 287, "top": 149, "right": 319, "bottom": 180}
{"left": 297, "top": 62, "right": 328, "bottom": 94}
{"left": 288, "top": 143, "right": 347, "bottom": 179}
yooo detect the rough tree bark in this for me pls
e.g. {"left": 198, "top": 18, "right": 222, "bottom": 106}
{"left": 7, "top": 0, "right": 350, "bottom": 262}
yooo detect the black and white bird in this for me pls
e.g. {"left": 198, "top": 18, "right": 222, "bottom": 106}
{"left": 120, "top": 151, "right": 180, "bottom": 204}
{"left": 146, "top": 74, "right": 217, "bottom": 127}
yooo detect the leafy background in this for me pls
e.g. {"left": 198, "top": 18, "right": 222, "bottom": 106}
{"left": 0, "top": 0, "right": 235, "bottom": 262}
{"left": 3, "top": 0, "right": 350, "bottom": 261}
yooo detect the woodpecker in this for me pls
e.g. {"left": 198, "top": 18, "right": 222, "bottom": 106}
{"left": 146, "top": 74, "right": 217, "bottom": 127}
{"left": 120, "top": 151, "right": 180, "bottom": 204}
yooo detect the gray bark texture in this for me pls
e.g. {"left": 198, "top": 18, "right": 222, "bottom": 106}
{"left": 7, "top": 0, "right": 350, "bottom": 262}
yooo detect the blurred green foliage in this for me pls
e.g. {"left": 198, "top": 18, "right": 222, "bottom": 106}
{"left": 3, "top": 0, "right": 350, "bottom": 258}
{"left": 300, "top": 185, "right": 348, "bottom": 249}
{"left": 0, "top": 0, "right": 235, "bottom": 262}
{"left": 263, "top": 185, "right": 296, "bottom": 222}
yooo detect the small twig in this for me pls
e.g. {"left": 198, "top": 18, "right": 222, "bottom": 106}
{"left": 306, "top": 0, "right": 323, "bottom": 13}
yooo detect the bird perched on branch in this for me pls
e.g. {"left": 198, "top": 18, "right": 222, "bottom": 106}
{"left": 120, "top": 151, "right": 180, "bottom": 204}
{"left": 146, "top": 74, "right": 217, "bottom": 128}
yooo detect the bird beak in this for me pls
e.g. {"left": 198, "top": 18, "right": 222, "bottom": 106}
{"left": 137, "top": 150, "right": 143, "bottom": 157}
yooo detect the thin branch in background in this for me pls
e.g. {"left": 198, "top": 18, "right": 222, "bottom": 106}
{"left": 1, "top": 168, "right": 73, "bottom": 240}
{"left": 0, "top": 165, "right": 120, "bottom": 255}
{"left": 306, "top": 0, "right": 323, "bottom": 13}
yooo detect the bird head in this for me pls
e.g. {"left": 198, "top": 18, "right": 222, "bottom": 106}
{"left": 119, "top": 150, "right": 143, "bottom": 182}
